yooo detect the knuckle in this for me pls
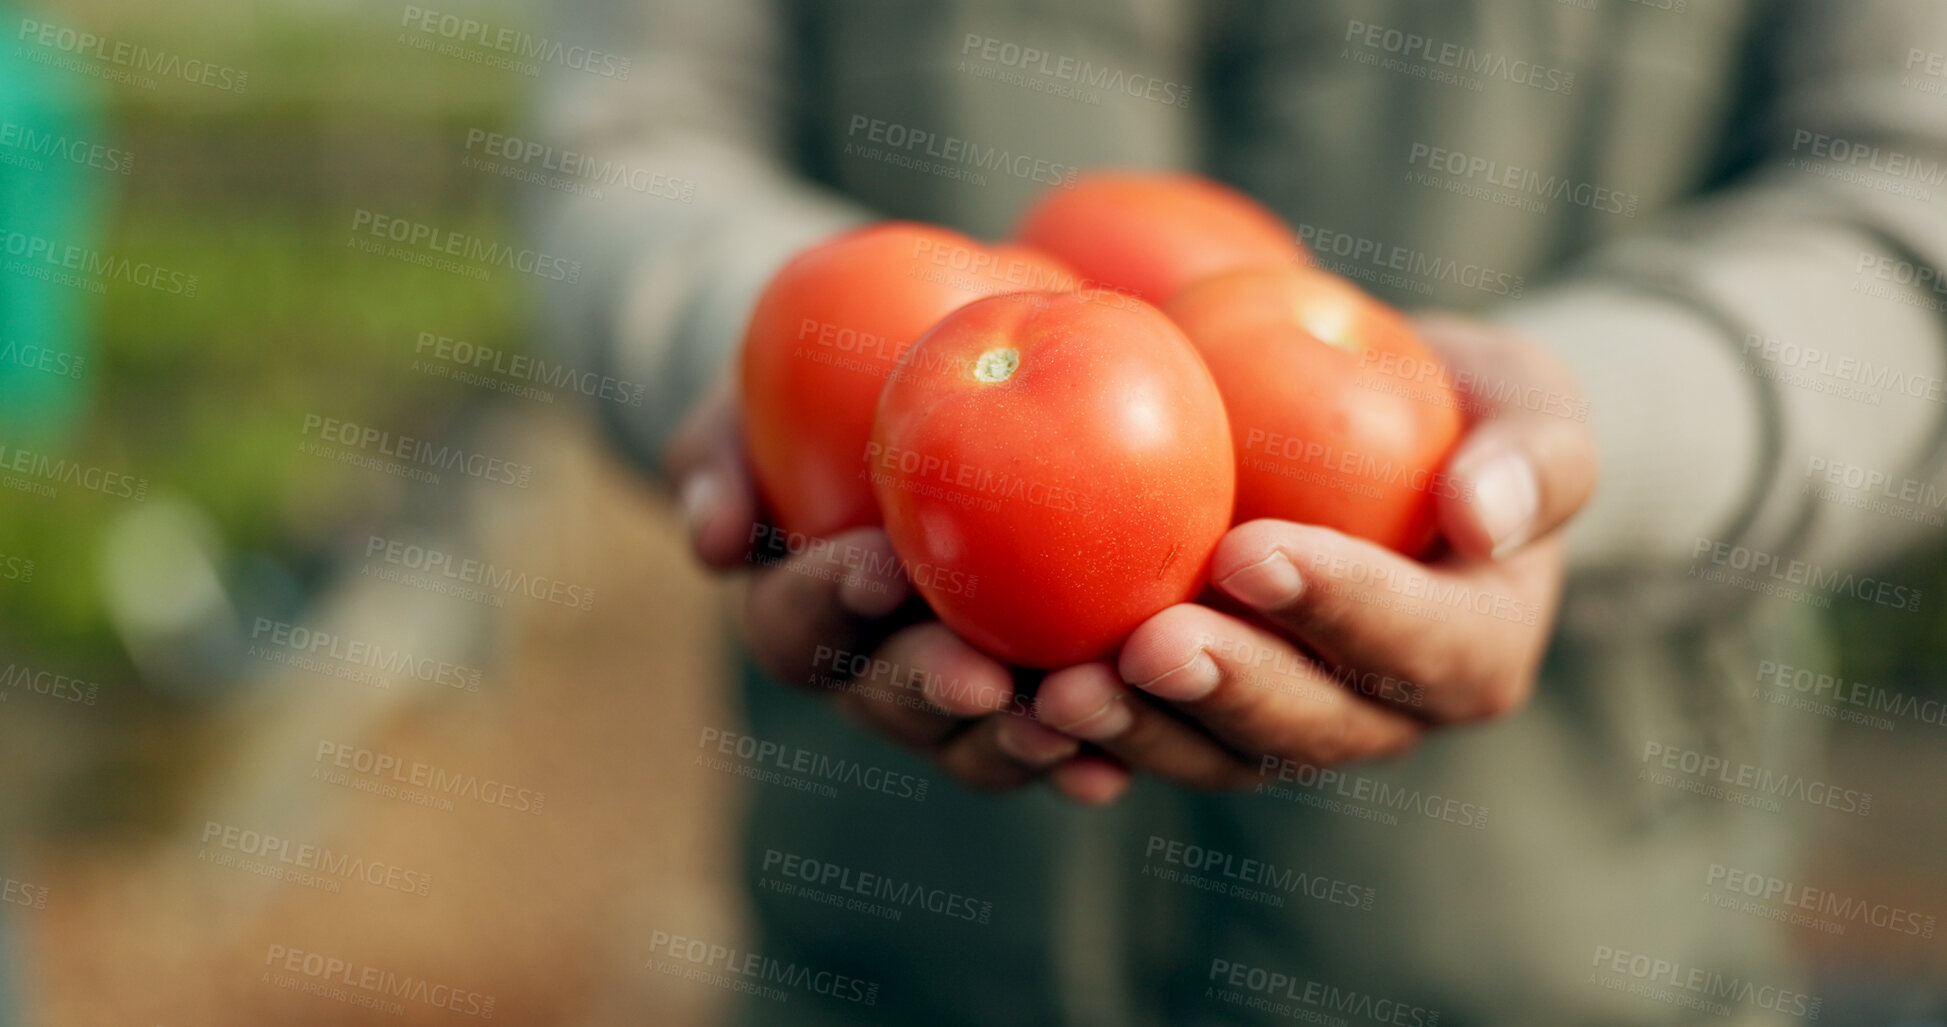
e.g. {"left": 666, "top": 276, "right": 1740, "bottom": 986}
{"left": 1201, "top": 670, "right": 1278, "bottom": 730}
{"left": 1461, "top": 676, "right": 1530, "bottom": 721}
{"left": 1298, "top": 707, "right": 1395, "bottom": 767}
{"left": 1300, "top": 730, "right": 1361, "bottom": 768}
{"left": 1034, "top": 680, "right": 1098, "bottom": 729}
{"left": 1111, "top": 704, "right": 1174, "bottom": 752}
{"left": 1256, "top": 719, "right": 1338, "bottom": 769}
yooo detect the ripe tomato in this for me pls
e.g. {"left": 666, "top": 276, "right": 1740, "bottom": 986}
{"left": 1165, "top": 268, "right": 1463, "bottom": 556}
{"left": 740, "top": 223, "right": 1072, "bottom": 537}
{"left": 870, "top": 291, "right": 1235, "bottom": 668}
{"left": 1015, "top": 170, "right": 1306, "bottom": 306}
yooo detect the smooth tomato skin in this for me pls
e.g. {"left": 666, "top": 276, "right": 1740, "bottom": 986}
{"left": 740, "top": 222, "right": 1072, "bottom": 538}
{"left": 1015, "top": 170, "right": 1306, "bottom": 306}
{"left": 1165, "top": 268, "right": 1464, "bottom": 556}
{"left": 871, "top": 291, "right": 1235, "bottom": 668}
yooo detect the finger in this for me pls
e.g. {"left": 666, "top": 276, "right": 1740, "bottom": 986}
{"left": 919, "top": 642, "right": 1024, "bottom": 718}
{"left": 742, "top": 528, "right": 913, "bottom": 687}
{"left": 1034, "top": 663, "right": 1257, "bottom": 790}
{"left": 831, "top": 622, "right": 1010, "bottom": 751}
{"left": 1207, "top": 519, "right": 1558, "bottom": 721}
{"left": 1049, "top": 752, "right": 1133, "bottom": 805}
{"left": 1117, "top": 604, "right": 1422, "bottom": 766}
{"left": 1440, "top": 416, "right": 1595, "bottom": 561}
{"left": 664, "top": 380, "right": 762, "bottom": 569}
{"left": 936, "top": 716, "right": 1053, "bottom": 792}
{"left": 994, "top": 713, "right": 1083, "bottom": 767}
{"left": 1417, "top": 316, "right": 1597, "bottom": 560}
{"left": 830, "top": 530, "right": 914, "bottom": 619}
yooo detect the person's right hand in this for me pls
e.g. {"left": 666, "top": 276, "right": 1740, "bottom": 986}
{"left": 663, "top": 378, "right": 1134, "bottom": 802}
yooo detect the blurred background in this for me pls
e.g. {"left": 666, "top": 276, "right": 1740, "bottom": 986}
{"left": 0, "top": 0, "right": 1943, "bottom": 1023}
{"left": 0, "top": 0, "right": 749, "bottom": 1022}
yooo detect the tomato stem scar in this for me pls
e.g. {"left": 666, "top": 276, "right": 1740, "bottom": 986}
{"left": 974, "top": 347, "right": 1020, "bottom": 383}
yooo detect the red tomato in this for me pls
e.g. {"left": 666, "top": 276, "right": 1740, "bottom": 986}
{"left": 1165, "top": 268, "right": 1463, "bottom": 556}
{"left": 1015, "top": 170, "right": 1306, "bottom": 306}
{"left": 870, "top": 291, "right": 1235, "bottom": 668}
{"left": 740, "top": 223, "right": 1072, "bottom": 537}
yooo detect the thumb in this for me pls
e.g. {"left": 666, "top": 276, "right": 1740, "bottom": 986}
{"left": 664, "top": 379, "right": 761, "bottom": 570}
{"left": 1420, "top": 317, "right": 1597, "bottom": 561}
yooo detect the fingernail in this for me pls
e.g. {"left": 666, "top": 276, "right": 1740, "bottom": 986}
{"left": 1468, "top": 452, "right": 1538, "bottom": 559}
{"left": 837, "top": 535, "right": 911, "bottom": 618}
{"left": 1132, "top": 651, "right": 1220, "bottom": 702}
{"left": 1053, "top": 692, "right": 1134, "bottom": 741}
{"left": 1217, "top": 551, "right": 1303, "bottom": 608}
{"left": 680, "top": 472, "right": 720, "bottom": 536}
{"left": 996, "top": 716, "right": 1080, "bottom": 766}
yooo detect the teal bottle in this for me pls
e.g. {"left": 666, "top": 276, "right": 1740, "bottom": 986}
{"left": 0, "top": 0, "right": 105, "bottom": 448}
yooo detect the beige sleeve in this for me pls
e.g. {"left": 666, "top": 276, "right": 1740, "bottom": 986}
{"left": 526, "top": 0, "right": 868, "bottom": 475}
{"left": 1499, "top": 0, "right": 1947, "bottom": 577}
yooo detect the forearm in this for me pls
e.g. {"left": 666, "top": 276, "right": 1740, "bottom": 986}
{"left": 528, "top": 0, "right": 868, "bottom": 477}
{"left": 1495, "top": 0, "right": 1947, "bottom": 578}
{"left": 1500, "top": 180, "right": 1947, "bottom": 574}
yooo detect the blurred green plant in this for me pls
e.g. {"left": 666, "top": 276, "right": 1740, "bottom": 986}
{"left": 0, "top": 0, "right": 536, "bottom": 671}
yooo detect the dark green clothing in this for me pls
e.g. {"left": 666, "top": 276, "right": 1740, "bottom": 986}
{"left": 728, "top": 600, "right": 1828, "bottom": 1026}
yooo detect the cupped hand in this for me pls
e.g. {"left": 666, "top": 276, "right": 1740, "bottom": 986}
{"left": 665, "top": 379, "right": 1134, "bottom": 802}
{"left": 1026, "top": 314, "right": 1597, "bottom": 792}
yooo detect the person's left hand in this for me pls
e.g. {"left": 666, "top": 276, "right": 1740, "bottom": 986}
{"left": 1018, "top": 314, "right": 1598, "bottom": 794}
